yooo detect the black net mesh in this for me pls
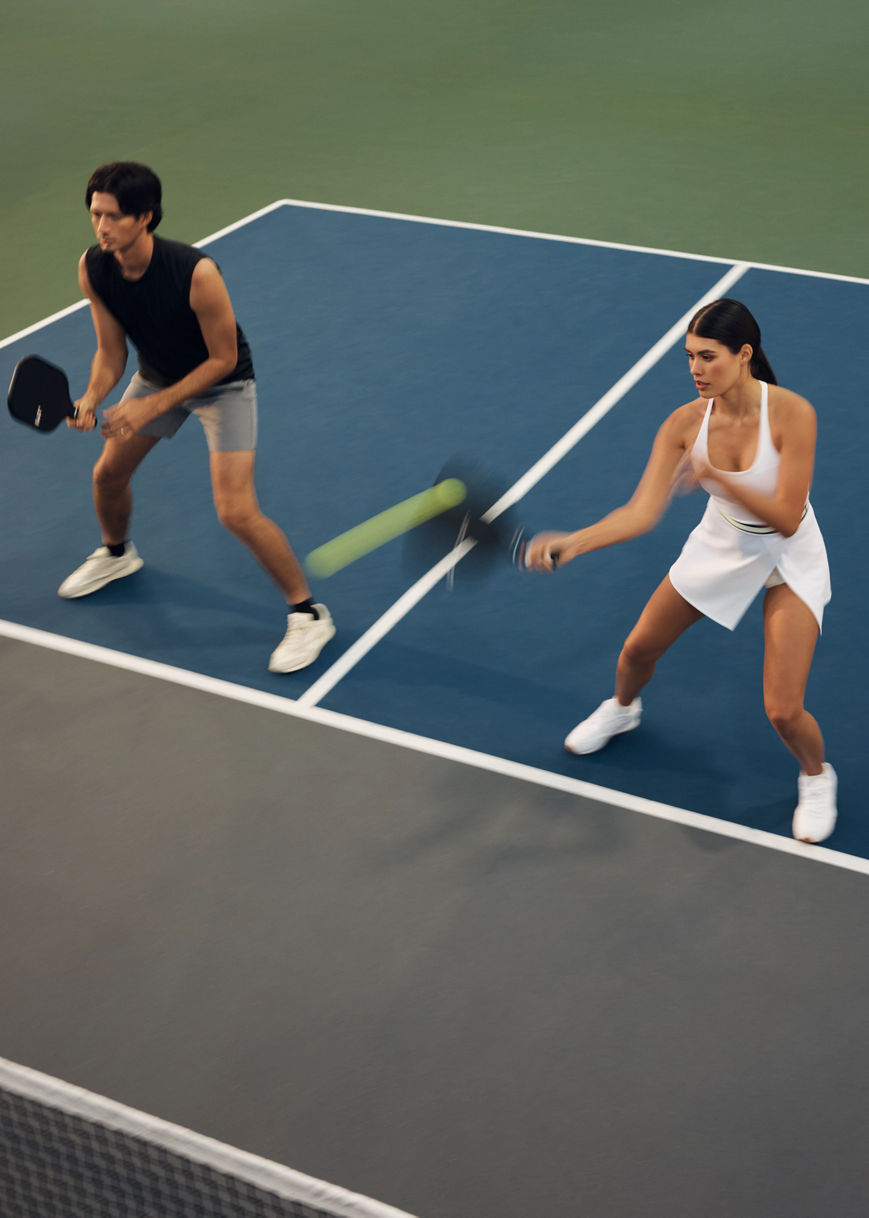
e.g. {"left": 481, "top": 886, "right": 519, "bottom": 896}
{"left": 1, "top": 1081, "right": 410, "bottom": 1218}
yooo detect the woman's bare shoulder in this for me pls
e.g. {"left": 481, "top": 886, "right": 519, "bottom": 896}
{"left": 768, "top": 383, "right": 814, "bottom": 414}
{"left": 663, "top": 398, "right": 707, "bottom": 443}
{"left": 768, "top": 384, "right": 816, "bottom": 426}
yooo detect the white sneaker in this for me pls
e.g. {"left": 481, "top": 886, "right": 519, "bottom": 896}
{"left": 565, "top": 696, "right": 642, "bottom": 755}
{"left": 793, "top": 763, "right": 837, "bottom": 843}
{"left": 58, "top": 544, "right": 144, "bottom": 598}
{"left": 268, "top": 605, "right": 336, "bottom": 673}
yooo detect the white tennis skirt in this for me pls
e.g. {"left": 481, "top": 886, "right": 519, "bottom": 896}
{"left": 668, "top": 498, "right": 831, "bottom": 631}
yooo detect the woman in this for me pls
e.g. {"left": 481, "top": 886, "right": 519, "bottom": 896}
{"left": 524, "top": 299, "right": 835, "bottom": 843}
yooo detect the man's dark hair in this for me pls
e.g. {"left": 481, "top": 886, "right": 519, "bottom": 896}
{"left": 85, "top": 162, "right": 163, "bottom": 231}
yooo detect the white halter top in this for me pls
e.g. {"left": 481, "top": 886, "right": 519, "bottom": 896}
{"left": 691, "top": 382, "right": 778, "bottom": 526}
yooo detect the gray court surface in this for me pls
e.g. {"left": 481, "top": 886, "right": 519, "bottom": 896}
{"left": 3, "top": 634, "right": 869, "bottom": 1218}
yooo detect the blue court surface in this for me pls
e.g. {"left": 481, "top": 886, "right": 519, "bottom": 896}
{"left": 1, "top": 202, "right": 866, "bottom": 859}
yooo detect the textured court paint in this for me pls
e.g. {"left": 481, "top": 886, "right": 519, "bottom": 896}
{"left": 4, "top": 634, "right": 869, "bottom": 1218}
{"left": 0, "top": 205, "right": 864, "bottom": 854}
{"left": 1, "top": 618, "right": 865, "bottom": 880}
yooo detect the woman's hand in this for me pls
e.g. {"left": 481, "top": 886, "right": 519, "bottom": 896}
{"left": 522, "top": 531, "right": 572, "bottom": 572}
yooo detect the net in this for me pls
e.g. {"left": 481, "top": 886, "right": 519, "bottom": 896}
{"left": 0, "top": 1058, "right": 418, "bottom": 1218}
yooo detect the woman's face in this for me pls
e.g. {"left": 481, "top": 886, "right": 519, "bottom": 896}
{"left": 684, "top": 333, "right": 751, "bottom": 398}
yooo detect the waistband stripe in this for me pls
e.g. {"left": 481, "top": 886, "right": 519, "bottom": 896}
{"left": 717, "top": 504, "right": 808, "bottom": 534}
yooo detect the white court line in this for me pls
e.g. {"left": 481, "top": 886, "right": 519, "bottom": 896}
{"left": 296, "top": 259, "right": 750, "bottom": 708}
{"left": 0, "top": 200, "right": 289, "bottom": 351}
{"left": 1, "top": 617, "right": 866, "bottom": 877}
{"left": 1, "top": 199, "right": 750, "bottom": 714}
{"left": 0, "top": 1056, "right": 418, "bottom": 1218}
{"left": 0, "top": 298, "right": 92, "bottom": 349}
{"left": 2, "top": 203, "right": 865, "bottom": 874}
{"left": 2, "top": 196, "right": 866, "bottom": 351}
{"left": 278, "top": 197, "right": 869, "bottom": 286}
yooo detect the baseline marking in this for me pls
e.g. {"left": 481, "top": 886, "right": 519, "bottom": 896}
{"left": 3, "top": 196, "right": 865, "bottom": 352}
{"left": 277, "top": 197, "right": 869, "bottom": 286}
{"left": 1, "top": 619, "right": 865, "bottom": 878}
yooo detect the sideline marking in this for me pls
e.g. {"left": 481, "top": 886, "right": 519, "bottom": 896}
{"left": 1, "top": 619, "right": 866, "bottom": 878}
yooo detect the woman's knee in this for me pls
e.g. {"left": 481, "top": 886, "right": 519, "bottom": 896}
{"left": 764, "top": 696, "right": 804, "bottom": 738}
{"left": 620, "top": 630, "right": 667, "bottom": 670}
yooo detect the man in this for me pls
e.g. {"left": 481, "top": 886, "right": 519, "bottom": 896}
{"left": 62, "top": 161, "right": 334, "bottom": 673}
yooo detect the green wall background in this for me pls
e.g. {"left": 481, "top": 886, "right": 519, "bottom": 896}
{"left": 2, "top": 0, "right": 866, "bottom": 339}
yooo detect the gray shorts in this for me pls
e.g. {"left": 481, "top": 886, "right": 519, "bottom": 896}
{"left": 121, "top": 372, "right": 258, "bottom": 452}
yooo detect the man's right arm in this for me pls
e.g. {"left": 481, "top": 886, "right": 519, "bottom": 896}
{"left": 70, "top": 253, "right": 128, "bottom": 430}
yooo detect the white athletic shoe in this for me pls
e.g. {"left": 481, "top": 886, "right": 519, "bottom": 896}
{"left": 268, "top": 605, "right": 336, "bottom": 673}
{"left": 58, "top": 544, "right": 144, "bottom": 598}
{"left": 792, "top": 763, "right": 837, "bottom": 844}
{"left": 564, "top": 696, "right": 642, "bottom": 755}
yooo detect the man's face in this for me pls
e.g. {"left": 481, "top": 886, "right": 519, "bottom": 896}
{"left": 89, "top": 191, "right": 152, "bottom": 255}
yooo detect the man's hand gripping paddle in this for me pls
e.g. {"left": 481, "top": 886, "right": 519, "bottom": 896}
{"left": 7, "top": 356, "right": 93, "bottom": 433}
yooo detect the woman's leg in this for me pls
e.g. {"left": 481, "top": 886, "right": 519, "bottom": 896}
{"left": 763, "top": 584, "right": 836, "bottom": 842}
{"left": 614, "top": 575, "right": 704, "bottom": 705}
{"left": 564, "top": 576, "right": 702, "bottom": 754}
{"left": 762, "top": 584, "right": 824, "bottom": 772}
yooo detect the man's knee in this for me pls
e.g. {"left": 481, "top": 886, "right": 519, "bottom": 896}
{"left": 93, "top": 457, "right": 130, "bottom": 496}
{"left": 214, "top": 495, "right": 259, "bottom": 534}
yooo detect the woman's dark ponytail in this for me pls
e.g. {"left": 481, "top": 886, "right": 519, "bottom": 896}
{"left": 750, "top": 344, "right": 777, "bottom": 385}
{"left": 688, "top": 298, "right": 777, "bottom": 385}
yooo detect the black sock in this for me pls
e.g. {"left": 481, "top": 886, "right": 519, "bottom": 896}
{"left": 290, "top": 598, "right": 319, "bottom": 619}
{"left": 106, "top": 541, "right": 127, "bottom": 558}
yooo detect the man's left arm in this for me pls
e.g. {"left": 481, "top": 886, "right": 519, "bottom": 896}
{"left": 101, "top": 259, "right": 239, "bottom": 438}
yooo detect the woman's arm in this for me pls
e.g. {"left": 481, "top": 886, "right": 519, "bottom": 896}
{"left": 525, "top": 405, "right": 696, "bottom": 571}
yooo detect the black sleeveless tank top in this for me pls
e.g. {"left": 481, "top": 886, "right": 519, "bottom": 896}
{"left": 85, "top": 236, "right": 255, "bottom": 386}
